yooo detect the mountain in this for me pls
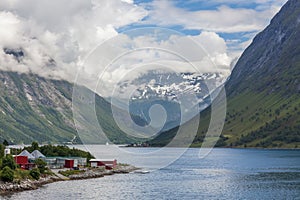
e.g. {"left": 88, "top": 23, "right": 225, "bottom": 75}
{"left": 149, "top": 0, "right": 300, "bottom": 148}
{"left": 126, "top": 71, "right": 225, "bottom": 104}
{"left": 0, "top": 71, "right": 141, "bottom": 144}
{"left": 116, "top": 70, "right": 227, "bottom": 131}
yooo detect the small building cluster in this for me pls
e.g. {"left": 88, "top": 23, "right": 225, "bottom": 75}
{"left": 10, "top": 149, "right": 118, "bottom": 170}
{"left": 13, "top": 150, "right": 88, "bottom": 170}
{"left": 13, "top": 150, "right": 42, "bottom": 170}
{"left": 44, "top": 157, "right": 87, "bottom": 169}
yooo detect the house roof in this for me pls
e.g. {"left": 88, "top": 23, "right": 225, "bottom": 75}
{"left": 18, "top": 150, "right": 35, "bottom": 159}
{"left": 31, "top": 150, "right": 46, "bottom": 158}
{"left": 89, "top": 159, "right": 116, "bottom": 162}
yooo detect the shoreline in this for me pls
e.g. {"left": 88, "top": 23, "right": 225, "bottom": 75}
{"left": 131, "top": 146, "right": 300, "bottom": 150}
{"left": 0, "top": 165, "right": 138, "bottom": 196}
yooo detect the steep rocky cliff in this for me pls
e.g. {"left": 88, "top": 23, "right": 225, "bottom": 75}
{"left": 150, "top": 0, "right": 300, "bottom": 148}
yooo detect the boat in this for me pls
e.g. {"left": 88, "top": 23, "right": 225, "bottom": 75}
{"left": 134, "top": 170, "right": 150, "bottom": 174}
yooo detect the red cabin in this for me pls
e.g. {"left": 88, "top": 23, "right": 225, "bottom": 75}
{"left": 64, "top": 159, "right": 74, "bottom": 168}
{"left": 14, "top": 155, "right": 28, "bottom": 165}
{"left": 89, "top": 159, "right": 117, "bottom": 169}
{"left": 14, "top": 156, "right": 35, "bottom": 170}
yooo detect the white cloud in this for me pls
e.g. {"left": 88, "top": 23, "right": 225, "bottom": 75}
{"left": 142, "top": 0, "right": 284, "bottom": 33}
{"left": 0, "top": 0, "right": 288, "bottom": 98}
{"left": 0, "top": 0, "right": 148, "bottom": 82}
{"left": 78, "top": 30, "right": 232, "bottom": 97}
{"left": 0, "top": 12, "right": 22, "bottom": 48}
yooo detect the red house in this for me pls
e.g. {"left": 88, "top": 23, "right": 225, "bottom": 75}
{"left": 89, "top": 159, "right": 117, "bottom": 169}
{"left": 14, "top": 156, "right": 35, "bottom": 170}
{"left": 14, "top": 155, "right": 28, "bottom": 164}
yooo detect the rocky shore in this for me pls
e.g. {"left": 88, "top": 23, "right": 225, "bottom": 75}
{"left": 0, "top": 175, "right": 59, "bottom": 194}
{"left": 0, "top": 165, "right": 138, "bottom": 195}
{"left": 67, "top": 165, "right": 139, "bottom": 180}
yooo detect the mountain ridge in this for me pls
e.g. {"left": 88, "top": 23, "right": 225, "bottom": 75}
{"left": 0, "top": 70, "right": 141, "bottom": 144}
{"left": 149, "top": 0, "right": 300, "bottom": 148}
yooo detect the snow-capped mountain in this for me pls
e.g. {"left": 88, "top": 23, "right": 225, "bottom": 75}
{"left": 116, "top": 70, "right": 227, "bottom": 132}
{"left": 129, "top": 71, "right": 225, "bottom": 106}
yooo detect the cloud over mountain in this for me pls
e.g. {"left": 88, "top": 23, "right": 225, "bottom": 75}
{"left": 0, "top": 0, "right": 287, "bottom": 97}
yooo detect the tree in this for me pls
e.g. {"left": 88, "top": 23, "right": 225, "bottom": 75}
{"left": 34, "top": 158, "right": 47, "bottom": 173}
{"left": 0, "top": 144, "right": 5, "bottom": 159}
{"left": 31, "top": 141, "right": 39, "bottom": 150}
{"left": 29, "top": 168, "right": 40, "bottom": 180}
{"left": 1, "top": 155, "right": 17, "bottom": 170}
{"left": 0, "top": 166, "right": 14, "bottom": 182}
{"left": 2, "top": 140, "right": 9, "bottom": 146}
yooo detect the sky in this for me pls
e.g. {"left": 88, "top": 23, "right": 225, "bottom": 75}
{"left": 0, "top": 0, "right": 288, "bottom": 97}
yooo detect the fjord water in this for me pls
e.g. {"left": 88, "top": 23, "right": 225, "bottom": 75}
{"left": 6, "top": 148, "right": 300, "bottom": 200}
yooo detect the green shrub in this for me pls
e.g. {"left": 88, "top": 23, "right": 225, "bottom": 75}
{"left": 1, "top": 155, "right": 17, "bottom": 170}
{"left": 34, "top": 158, "right": 47, "bottom": 174}
{"left": 29, "top": 168, "right": 40, "bottom": 180}
{"left": 15, "top": 169, "right": 31, "bottom": 180}
{"left": 0, "top": 166, "right": 14, "bottom": 182}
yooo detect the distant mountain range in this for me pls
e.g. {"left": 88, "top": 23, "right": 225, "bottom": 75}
{"left": 149, "top": 0, "right": 300, "bottom": 148}
{"left": 118, "top": 71, "right": 226, "bottom": 131}
{"left": 126, "top": 71, "right": 225, "bottom": 103}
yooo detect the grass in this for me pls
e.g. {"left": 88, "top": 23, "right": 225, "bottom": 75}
{"left": 0, "top": 71, "right": 142, "bottom": 144}
{"left": 58, "top": 169, "right": 85, "bottom": 177}
{"left": 150, "top": 90, "right": 300, "bottom": 148}
{"left": 14, "top": 169, "right": 31, "bottom": 181}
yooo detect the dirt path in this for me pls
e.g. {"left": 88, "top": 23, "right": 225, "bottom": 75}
{"left": 51, "top": 169, "right": 70, "bottom": 180}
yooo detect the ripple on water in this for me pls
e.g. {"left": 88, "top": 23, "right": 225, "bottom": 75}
{"left": 4, "top": 148, "right": 300, "bottom": 200}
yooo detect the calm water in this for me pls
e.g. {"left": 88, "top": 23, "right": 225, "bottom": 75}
{"left": 3, "top": 148, "right": 300, "bottom": 200}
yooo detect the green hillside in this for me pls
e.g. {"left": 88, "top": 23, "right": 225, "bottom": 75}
{"left": 0, "top": 71, "right": 140, "bottom": 144}
{"left": 149, "top": 0, "right": 300, "bottom": 148}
